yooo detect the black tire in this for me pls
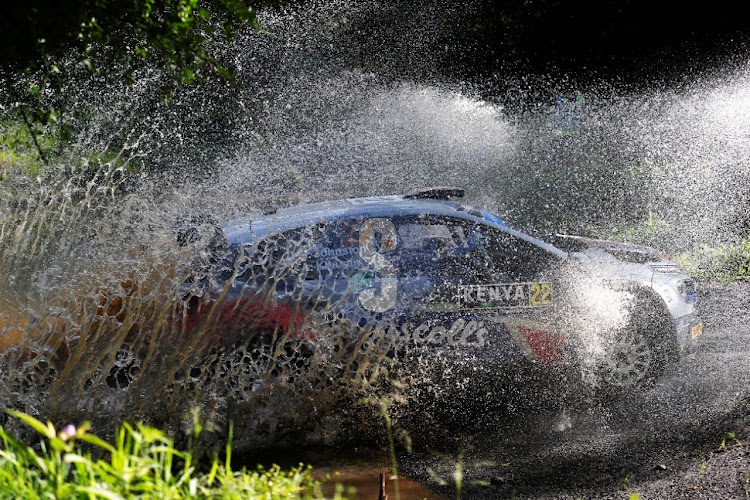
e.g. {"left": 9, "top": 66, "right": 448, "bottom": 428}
{"left": 595, "top": 291, "right": 678, "bottom": 396}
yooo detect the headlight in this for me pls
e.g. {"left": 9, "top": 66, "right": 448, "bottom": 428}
{"left": 677, "top": 279, "right": 698, "bottom": 303}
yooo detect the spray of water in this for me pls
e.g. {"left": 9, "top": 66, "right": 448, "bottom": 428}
{"left": 0, "top": 0, "right": 748, "bottom": 451}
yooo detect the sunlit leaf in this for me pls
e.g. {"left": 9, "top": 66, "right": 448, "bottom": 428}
{"left": 6, "top": 410, "right": 56, "bottom": 440}
{"left": 76, "top": 486, "right": 126, "bottom": 500}
{"left": 63, "top": 453, "right": 90, "bottom": 464}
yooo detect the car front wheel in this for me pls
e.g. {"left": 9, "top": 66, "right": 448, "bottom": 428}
{"left": 595, "top": 293, "right": 678, "bottom": 395}
{"left": 599, "top": 330, "right": 656, "bottom": 389}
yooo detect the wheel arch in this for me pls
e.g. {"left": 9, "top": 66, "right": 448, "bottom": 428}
{"left": 591, "top": 281, "right": 680, "bottom": 395}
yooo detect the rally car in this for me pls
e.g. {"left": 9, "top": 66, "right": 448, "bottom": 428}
{"left": 179, "top": 187, "right": 702, "bottom": 394}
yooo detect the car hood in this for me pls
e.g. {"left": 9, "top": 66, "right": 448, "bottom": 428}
{"left": 548, "top": 235, "right": 674, "bottom": 264}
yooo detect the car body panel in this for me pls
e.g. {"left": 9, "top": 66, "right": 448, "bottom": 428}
{"left": 551, "top": 234, "right": 701, "bottom": 349}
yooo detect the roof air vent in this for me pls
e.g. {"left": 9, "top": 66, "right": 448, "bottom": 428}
{"left": 403, "top": 186, "right": 465, "bottom": 200}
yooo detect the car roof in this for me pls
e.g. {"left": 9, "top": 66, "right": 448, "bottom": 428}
{"left": 221, "top": 192, "right": 567, "bottom": 259}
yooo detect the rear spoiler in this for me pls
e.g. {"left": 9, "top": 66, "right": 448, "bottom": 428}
{"left": 403, "top": 186, "right": 465, "bottom": 200}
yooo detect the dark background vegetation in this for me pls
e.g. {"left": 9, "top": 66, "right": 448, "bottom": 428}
{"left": 452, "top": 0, "right": 750, "bottom": 83}
{"left": 3, "top": 0, "right": 750, "bottom": 92}
{"left": 4, "top": 0, "right": 750, "bottom": 151}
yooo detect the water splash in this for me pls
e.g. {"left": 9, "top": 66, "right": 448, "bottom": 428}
{"left": 0, "top": 0, "right": 748, "bottom": 451}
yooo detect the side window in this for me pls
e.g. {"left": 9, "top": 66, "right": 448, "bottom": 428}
{"left": 412, "top": 216, "right": 555, "bottom": 282}
{"left": 394, "top": 217, "right": 441, "bottom": 277}
{"left": 243, "top": 224, "right": 325, "bottom": 283}
{"left": 421, "top": 217, "right": 495, "bottom": 281}
{"left": 480, "top": 227, "right": 555, "bottom": 280}
{"left": 389, "top": 215, "right": 490, "bottom": 281}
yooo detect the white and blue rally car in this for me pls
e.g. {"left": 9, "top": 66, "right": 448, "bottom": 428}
{"left": 179, "top": 187, "right": 702, "bottom": 394}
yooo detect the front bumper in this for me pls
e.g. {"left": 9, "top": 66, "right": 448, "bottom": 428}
{"left": 675, "top": 312, "right": 703, "bottom": 351}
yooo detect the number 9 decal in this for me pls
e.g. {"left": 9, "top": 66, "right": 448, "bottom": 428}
{"left": 358, "top": 218, "right": 398, "bottom": 312}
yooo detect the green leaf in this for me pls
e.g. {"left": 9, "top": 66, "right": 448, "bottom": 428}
{"left": 180, "top": 68, "right": 195, "bottom": 84}
{"left": 75, "top": 486, "right": 127, "bottom": 500}
{"left": 0, "top": 450, "right": 20, "bottom": 468}
{"left": 136, "top": 424, "right": 168, "bottom": 444}
{"left": 135, "top": 45, "right": 150, "bottom": 59}
{"left": 6, "top": 410, "right": 56, "bottom": 440}
{"left": 78, "top": 434, "right": 116, "bottom": 454}
{"left": 63, "top": 453, "right": 90, "bottom": 465}
{"left": 49, "top": 436, "right": 70, "bottom": 453}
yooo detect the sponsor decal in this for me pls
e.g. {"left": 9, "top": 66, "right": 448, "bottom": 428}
{"left": 383, "top": 317, "right": 488, "bottom": 347}
{"left": 358, "top": 218, "right": 398, "bottom": 312}
{"left": 518, "top": 326, "right": 565, "bottom": 365}
{"left": 342, "top": 220, "right": 359, "bottom": 247}
{"left": 315, "top": 258, "right": 361, "bottom": 274}
{"left": 459, "top": 282, "right": 553, "bottom": 310}
{"left": 316, "top": 246, "right": 360, "bottom": 258}
{"left": 351, "top": 271, "right": 375, "bottom": 291}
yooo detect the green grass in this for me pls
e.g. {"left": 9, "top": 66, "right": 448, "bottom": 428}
{"left": 0, "top": 410, "right": 346, "bottom": 499}
{"left": 677, "top": 241, "right": 750, "bottom": 282}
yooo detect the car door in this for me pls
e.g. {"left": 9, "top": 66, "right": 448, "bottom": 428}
{"left": 315, "top": 215, "right": 439, "bottom": 327}
{"left": 398, "top": 215, "right": 564, "bottom": 365}
{"left": 463, "top": 222, "right": 565, "bottom": 365}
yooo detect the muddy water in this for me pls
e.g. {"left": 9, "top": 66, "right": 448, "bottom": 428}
{"left": 246, "top": 447, "right": 445, "bottom": 499}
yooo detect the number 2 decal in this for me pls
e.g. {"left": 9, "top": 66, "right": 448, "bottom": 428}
{"left": 530, "top": 283, "right": 552, "bottom": 306}
{"left": 358, "top": 218, "right": 398, "bottom": 312}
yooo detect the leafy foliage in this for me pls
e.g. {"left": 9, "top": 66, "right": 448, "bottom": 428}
{"left": 0, "top": 120, "right": 52, "bottom": 176}
{"left": 0, "top": 410, "right": 344, "bottom": 499}
{"left": 0, "top": 0, "right": 282, "bottom": 166}
{"left": 0, "top": 1, "right": 279, "bottom": 83}
{"left": 677, "top": 240, "right": 750, "bottom": 282}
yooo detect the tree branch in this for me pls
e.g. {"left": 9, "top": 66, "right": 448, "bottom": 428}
{"left": 18, "top": 103, "right": 48, "bottom": 166}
